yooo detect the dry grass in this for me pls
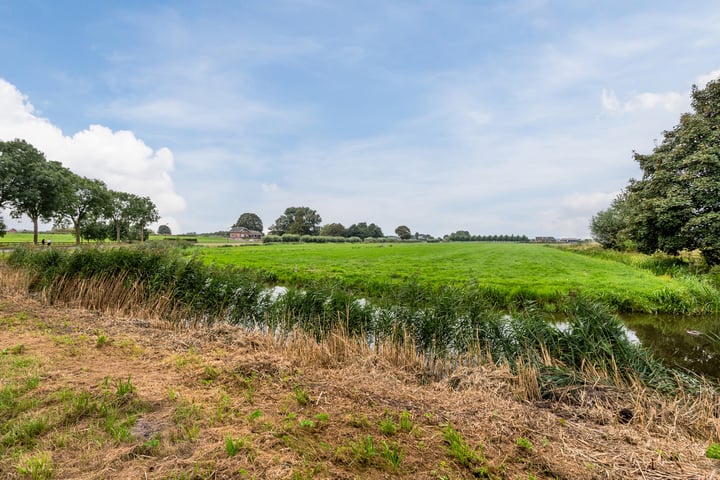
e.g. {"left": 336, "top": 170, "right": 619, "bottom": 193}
{"left": 1, "top": 269, "right": 719, "bottom": 479}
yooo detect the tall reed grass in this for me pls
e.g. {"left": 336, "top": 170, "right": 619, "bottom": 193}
{"left": 4, "top": 245, "right": 711, "bottom": 397}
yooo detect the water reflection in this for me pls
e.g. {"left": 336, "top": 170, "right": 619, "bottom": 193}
{"left": 621, "top": 314, "right": 720, "bottom": 379}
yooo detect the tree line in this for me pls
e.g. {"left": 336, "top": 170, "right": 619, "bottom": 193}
{"left": 446, "top": 231, "right": 529, "bottom": 242}
{"left": 591, "top": 78, "right": 720, "bottom": 266}
{"left": 0, "top": 139, "right": 159, "bottom": 244}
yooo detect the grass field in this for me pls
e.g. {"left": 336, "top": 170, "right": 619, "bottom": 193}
{"left": 0, "top": 232, "right": 77, "bottom": 243}
{"left": 1, "top": 232, "right": 230, "bottom": 244}
{"left": 193, "top": 242, "right": 716, "bottom": 312}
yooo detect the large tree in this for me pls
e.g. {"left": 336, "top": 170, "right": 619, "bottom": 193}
{"left": 54, "top": 175, "right": 112, "bottom": 244}
{"left": 233, "top": 212, "right": 263, "bottom": 232}
{"left": 395, "top": 225, "right": 412, "bottom": 240}
{"left": 601, "top": 78, "right": 720, "bottom": 264}
{"left": 269, "top": 206, "right": 322, "bottom": 236}
{"left": 1, "top": 140, "right": 73, "bottom": 244}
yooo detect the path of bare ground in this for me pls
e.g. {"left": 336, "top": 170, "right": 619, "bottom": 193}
{"left": 0, "top": 292, "right": 718, "bottom": 479}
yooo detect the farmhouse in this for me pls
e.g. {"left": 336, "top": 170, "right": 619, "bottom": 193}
{"left": 229, "top": 227, "right": 262, "bottom": 241}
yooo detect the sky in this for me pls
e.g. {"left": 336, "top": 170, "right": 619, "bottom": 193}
{"left": 0, "top": 0, "right": 719, "bottom": 238}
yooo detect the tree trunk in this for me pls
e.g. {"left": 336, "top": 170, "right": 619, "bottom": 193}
{"left": 31, "top": 216, "right": 39, "bottom": 245}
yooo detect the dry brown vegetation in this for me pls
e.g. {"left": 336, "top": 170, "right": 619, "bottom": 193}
{"left": 1, "top": 267, "right": 719, "bottom": 479}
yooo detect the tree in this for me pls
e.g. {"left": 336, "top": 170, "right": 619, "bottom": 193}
{"left": 269, "top": 206, "right": 322, "bottom": 236}
{"left": 105, "top": 190, "right": 132, "bottom": 243}
{"left": 395, "top": 225, "right": 412, "bottom": 240}
{"left": 0, "top": 140, "right": 22, "bottom": 208}
{"left": 612, "top": 78, "right": 720, "bottom": 264}
{"left": 1, "top": 140, "right": 73, "bottom": 244}
{"left": 367, "top": 223, "right": 384, "bottom": 238}
{"left": 0, "top": 216, "right": 6, "bottom": 238}
{"left": 233, "top": 212, "right": 263, "bottom": 232}
{"left": 347, "top": 222, "right": 384, "bottom": 239}
{"left": 158, "top": 224, "right": 172, "bottom": 235}
{"left": 320, "top": 222, "right": 346, "bottom": 237}
{"left": 125, "top": 194, "right": 159, "bottom": 242}
{"left": 54, "top": 175, "right": 111, "bottom": 245}
{"left": 590, "top": 191, "right": 632, "bottom": 250}
{"left": 104, "top": 191, "right": 158, "bottom": 242}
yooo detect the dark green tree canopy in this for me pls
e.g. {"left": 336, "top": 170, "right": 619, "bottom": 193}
{"left": 320, "top": 222, "right": 346, "bottom": 237}
{"left": 158, "top": 224, "right": 172, "bottom": 235}
{"left": 347, "top": 222, "right": 384, "bottom": 239}
{"left": 595, "top": 78, "right": 720, "bottom": 264}
{"left": 269, "top": 206, "right": 322, "bottom": 236}
{"left": 233, "top": 212, "right": 263, "bottom": 232}
{"left": 395, "top": 225, "right": 412, "bottom": 240}
{"left": 54, "top": 175, "right": 112, "bottom": 244}
{"left": 0, "top": 140, "right": 74, "bottom": 244}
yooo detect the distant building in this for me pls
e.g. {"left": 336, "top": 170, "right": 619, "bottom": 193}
{"left": 534, "top": 236, "right": 557, "bottom": 243}
{"left": 229, "top": 227, "right": 262, "bottom": 241}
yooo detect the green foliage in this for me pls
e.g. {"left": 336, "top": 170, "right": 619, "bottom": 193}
{"left": 516, "top": 437, "right": 533, "bottom": 451}
{"left": 394, "top": 225, "right": 412, "bottom": 240}
{"left": 16, "top": 451, "right": 53, "bottom": 480}
{"left": 158, "top": 224, "right": 172, "bottom": 235}
{"left": 443, "top": 424, "right": 487, "bottom": 474}
{"left": 225, "top": 434, "right": 253, "bottom": 457}
{"left": 269, "top": 206, "right": 322, "bottom": 236}
{"left": 590, "top": 191, "right": 633, "bottom": 250}
{"left": 292, "top": 386, "right": 310, "bottom": 406}
{"left": 605, "top": 79, "right": 720, "bottom": 265}
{"left": 233, "top": 212, "right": 263, "bottom": 232}
{"left": 707, "top": 442, "right": 720, "bottom": 459}
{"left": 320, "top": 222, "right": 346, "bottom": 237}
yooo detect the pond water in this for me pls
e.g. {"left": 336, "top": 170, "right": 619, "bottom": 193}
{"left": 620, "top": 314, "right": 720, "bottom": 379}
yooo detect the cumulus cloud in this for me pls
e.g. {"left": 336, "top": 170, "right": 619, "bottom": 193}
{"left": 0, "top": 78, "right": 185, "bottom": 232}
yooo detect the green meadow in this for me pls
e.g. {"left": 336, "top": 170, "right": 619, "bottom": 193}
{"left": 194, "top": 242, "right": 719, "bottom": 313}
{"left": 0, "top": 232, "right": 77, "bottom": 243}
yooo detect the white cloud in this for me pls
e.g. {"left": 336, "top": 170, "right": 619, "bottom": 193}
{"left": 696, "top": 69, "right": 720, "bottom": 86}
{"left": 601, "top": 88, "right": 687, "bottom": 113}
{"left": 0, "top": 78, "right": 185, "bottom": 229}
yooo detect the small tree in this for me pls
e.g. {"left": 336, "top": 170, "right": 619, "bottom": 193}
{"left": 0, "top": 216, "right": 6, "bottom": 237}
{"left": 158, "top": 224, "right": 172, "bottom": 235}
{"left": 233, "top": 212, "right": 263, "bottom": 232}
{"left": 395, "top": 225, "right": 412, "bottom": 240}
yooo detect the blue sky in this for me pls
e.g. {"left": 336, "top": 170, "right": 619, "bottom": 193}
{"left": 1, "top": 1, "right": 719, "bottom": 237}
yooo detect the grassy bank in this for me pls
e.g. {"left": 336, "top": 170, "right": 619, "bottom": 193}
{"left": 3, "top": 245, "right": 710, "bottom": 393}
{"left": 1, "top": 272, "right": 719, "bottom": 478}
{"left": 192, "top": 242, "right": 720, "bottom": 314}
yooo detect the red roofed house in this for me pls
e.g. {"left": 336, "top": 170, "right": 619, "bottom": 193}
{"left": 229, "top": 227, "right": 262, "bottom": 241}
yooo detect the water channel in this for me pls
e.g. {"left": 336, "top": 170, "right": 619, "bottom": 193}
{"left": 620, "top": 314, "right": 720, "bottom": 379}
